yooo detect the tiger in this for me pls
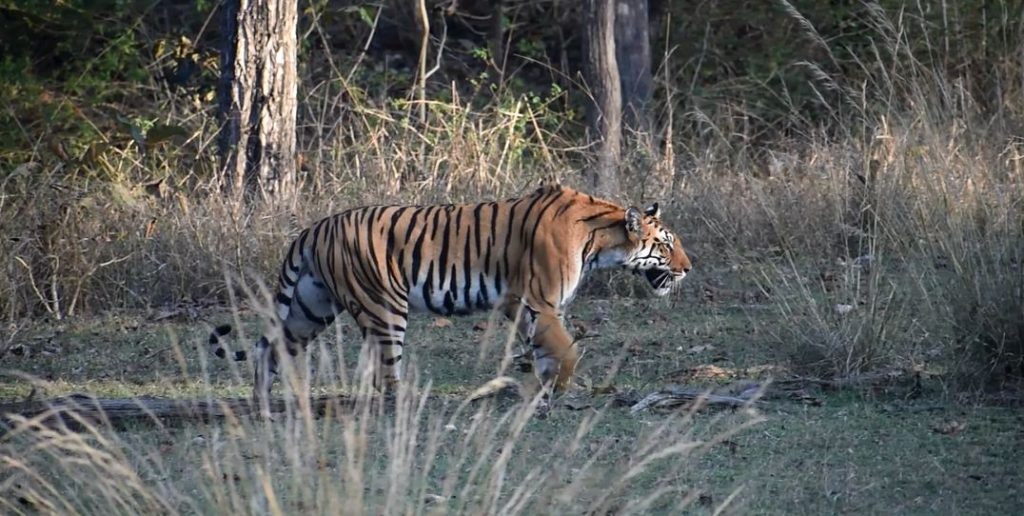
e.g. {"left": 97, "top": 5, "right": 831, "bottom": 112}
{"left": 209, "top": 184, "right": 692, "bottom": 416}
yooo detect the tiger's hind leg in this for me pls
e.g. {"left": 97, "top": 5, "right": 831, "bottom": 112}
{"left": 345, "top": 296, "right": 409, "bottom": 393}
{"left": 253, "top": 266, "right": 341, "bottom": 418}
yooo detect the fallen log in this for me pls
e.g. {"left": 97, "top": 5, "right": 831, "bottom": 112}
{"left": 0, "top": 393, "right": 355, "bottom": 432}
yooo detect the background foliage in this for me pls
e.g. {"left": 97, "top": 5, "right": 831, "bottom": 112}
{"left": 4, "top": 1, "right": 1022, "bottom": 170}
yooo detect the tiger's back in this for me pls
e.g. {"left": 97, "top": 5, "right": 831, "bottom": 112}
{"left": 308, "top": 185, "right": 582, "bottom": 317}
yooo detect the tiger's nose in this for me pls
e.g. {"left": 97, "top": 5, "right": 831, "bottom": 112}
{"left": 683, "top": 266, "right": 691, "bottom": 273}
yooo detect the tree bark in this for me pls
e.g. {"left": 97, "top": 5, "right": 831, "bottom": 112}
{"left": 614, "top": 0, "right": 652, "bottom": 137}
{"left": 488, "top": 0, "right": 506, "bottom": 82}
{"left": 218, "top": 0, "right": 298, "bottom": 202}
{"left": 414, "top": 0, "right": 430, "bottom": 126}
{"left": 582, "top": 0, "right": 623, "bottom": 199}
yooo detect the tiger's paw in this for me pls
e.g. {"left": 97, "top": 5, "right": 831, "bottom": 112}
{"left": 253, "top": 400, "right": 276, "bottom": 422}
{"left": 535, "top": 399, "right": 551, "bottom": 419}
{"left": 371, "top": 374, "right": 400, "bottom": 394}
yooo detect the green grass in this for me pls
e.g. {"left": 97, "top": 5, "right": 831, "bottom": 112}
{"left": 702, "top": 401, "right": 1022, "bottom": 514}
{"left": 3, "top": 278, "right": 1022, "bottom": 514}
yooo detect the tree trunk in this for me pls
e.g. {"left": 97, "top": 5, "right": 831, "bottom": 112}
{"left": 218, "top": 0, "right": 298, "bottom": 202}
{"left": 614, "top": 0, "right": 652, "bottom": 137}
{"left": 582, "top": 0, "right": 622, "bottom": 199}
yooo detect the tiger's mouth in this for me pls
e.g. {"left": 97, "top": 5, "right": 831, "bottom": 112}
{"left": 643, "top": 268, "right": 686, "bottom": 296}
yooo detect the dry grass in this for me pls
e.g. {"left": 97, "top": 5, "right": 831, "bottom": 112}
{"left": 678, "top": 3, "right": 1024, "bottom": 387}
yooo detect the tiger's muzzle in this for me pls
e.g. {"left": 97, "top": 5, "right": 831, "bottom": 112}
{"left": 643, "top": 268, "right": 687, "bottom": 296}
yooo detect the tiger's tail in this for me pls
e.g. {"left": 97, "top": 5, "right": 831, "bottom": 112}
{"left": 207, "top": 226, "right": 314, "bottom": 363}
{"left": 208, "top": 324, "right": 248, "bottom": 361}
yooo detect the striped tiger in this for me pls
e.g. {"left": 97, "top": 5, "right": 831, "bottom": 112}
{"left": 210, "top": 184, "right": 692, "bottom": 415}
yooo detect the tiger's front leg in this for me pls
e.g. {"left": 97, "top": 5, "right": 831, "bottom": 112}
{"left": 530, "top": 311, "right": 578, "bottom": 392}
{"left": 503, "top": 300, "right": 576, "bottom": 414}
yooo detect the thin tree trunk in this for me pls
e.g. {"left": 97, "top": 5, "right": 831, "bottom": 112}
{"left": 582, "top": 0, "right": 623, "bottom": 199}
{"left": 413, "top": 0, "right": 430, "bottom": 182}
{"left": 614, "top": 0, "right": 652, "bottom": 137}
{"left": 616, "top": 0, "right": 659, "bottom": 198}
{"left": 218, "top": 0, "right": 298, "bottom": 203}
{"left": 414, "top": 0, "right": 430, "bottom": 126}
{"left": 488, "top": 0, "right": 506, "bottom": 83}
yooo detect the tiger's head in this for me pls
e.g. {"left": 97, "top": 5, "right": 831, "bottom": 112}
{"left": 622, "top": 203, "right": 692, "bottom": 296}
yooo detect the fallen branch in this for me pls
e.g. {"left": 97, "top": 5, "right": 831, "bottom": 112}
{"left": 630, "top": 385, "right": 761, "bottom": 414}
{"left": 465, "top": 376, "right": 524, "bottom": 402}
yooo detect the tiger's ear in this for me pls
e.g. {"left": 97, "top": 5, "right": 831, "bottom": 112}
{"left": 645, "top": 202, "right": 661, "bottom": 218}
{"left": 625, "top": 207, "right": 643, "bottom": 235}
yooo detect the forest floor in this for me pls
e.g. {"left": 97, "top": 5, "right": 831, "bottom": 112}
{"left": 3, "top": 274, "right": 1023, "bottom": 514}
